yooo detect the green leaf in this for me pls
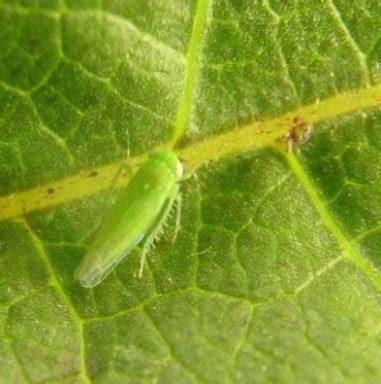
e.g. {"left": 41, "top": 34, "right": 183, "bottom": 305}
{"left": 1, "top": 1, "right": 381, "bottom": 383}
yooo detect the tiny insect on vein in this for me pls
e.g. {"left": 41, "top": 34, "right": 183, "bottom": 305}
{"left": 74, "top": 150, "right": 183, "bottom": 288}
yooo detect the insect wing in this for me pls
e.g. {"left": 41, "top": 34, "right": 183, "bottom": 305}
{"left": 75, "top": 151, "right": 180, "bottom": 288}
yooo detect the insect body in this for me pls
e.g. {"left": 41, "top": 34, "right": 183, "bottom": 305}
{"left": 75, "top": 151, "right": 183, "bottom": 288}
{"left": 285, "top": 116, "right": 313, "bottom": 152}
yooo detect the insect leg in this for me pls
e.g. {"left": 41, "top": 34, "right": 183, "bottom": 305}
{"left": 107, "top": 128, "right": 132, "bottom": 192}
{"left": 138, "top": 185, "right": 179, "bottom": 278}
{"left": 125, "top": 126, "right": 130, "bottom": 159}
{"left": 172, "top": 190, "right": 182, "bottom": 244}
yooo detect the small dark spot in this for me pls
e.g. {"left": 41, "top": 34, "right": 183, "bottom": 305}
{"left": 47, "top": 187, "right": 55, "bottom": 194}
{"left": 293, "top": 116, "right": 302, "bottom": 124}
{"left": 88, "top": 170, "right": 99, "bottom": 178}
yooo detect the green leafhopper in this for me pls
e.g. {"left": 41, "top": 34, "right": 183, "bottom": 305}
{"left": 74, "top": 150, "right": 183, "bottom": 288}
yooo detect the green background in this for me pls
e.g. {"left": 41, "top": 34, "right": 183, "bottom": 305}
{"left": 0, "top": 0, "right": 381, "bottom": 383}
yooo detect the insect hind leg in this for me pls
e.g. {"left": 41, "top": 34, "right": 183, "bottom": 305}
{"left": 138, "top": 185, "right": 179, "bottom": 278}
{"left": 171, "top": 191, "right": 182, "bottom": 244}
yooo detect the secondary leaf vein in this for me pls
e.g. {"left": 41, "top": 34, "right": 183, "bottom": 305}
{"left": 287, "top": 152, "right": 381, "bottom": 292}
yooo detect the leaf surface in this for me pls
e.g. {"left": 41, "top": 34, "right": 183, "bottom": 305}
{"left": 0, "top": 1, "right": 381, "bottom": 383}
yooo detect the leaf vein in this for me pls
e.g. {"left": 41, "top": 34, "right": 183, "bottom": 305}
{"left": 287, "top": 152, "right": 381, "bottom": 292}
{"left": 19, "top": 218, "right": 92, "bottom": 384}
{"left": 327, "top": 0, "right": 370, "bottom": 86}
{"left": 143, "top": 308, "right": 209, "bottom": 384}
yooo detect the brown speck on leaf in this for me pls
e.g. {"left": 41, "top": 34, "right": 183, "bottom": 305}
{"left": 47, "top": 187, "right": 55, "bottom": 194}
{"left": 286, "top": 116, "right": 313, "bottom": 152}
{"left": 88, "top": 170, "right": 99, "bottom": 178}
